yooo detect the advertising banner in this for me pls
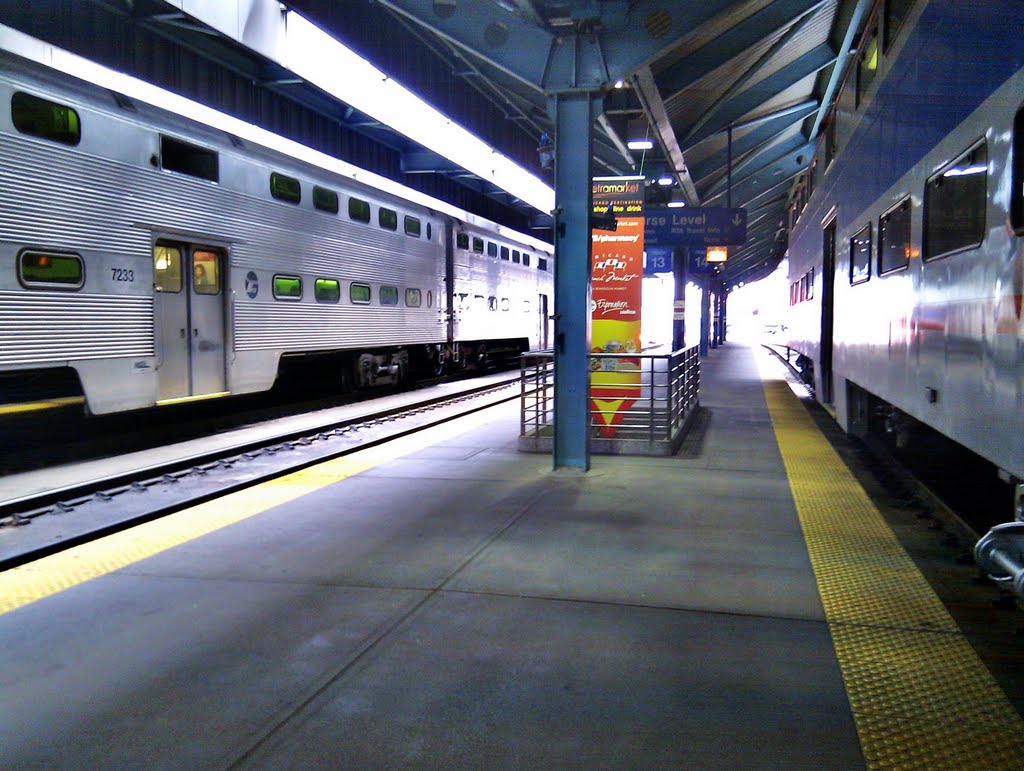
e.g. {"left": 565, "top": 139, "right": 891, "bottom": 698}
{"left": 590, "top": 177, "right": 644, "bottom": 437}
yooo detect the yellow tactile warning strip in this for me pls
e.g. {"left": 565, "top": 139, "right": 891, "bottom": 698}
{"left": 0, "top": 402, "right": 506, "bottom": 615}
{"left": 0, "top": 396, "right": 85, "bottom": 415}
{"left": 762, "top": 374, "right": 1024, "bottom": 767}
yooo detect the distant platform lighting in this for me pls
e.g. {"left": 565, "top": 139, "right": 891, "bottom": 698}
{"left": 667, "top": 201, "right": 686, "bottom": 208}
{"left": 657, "top": 175, "right": 674, "bottom": 186}
{"left": 627, "top": 139, "right": 654, "bottom": 150}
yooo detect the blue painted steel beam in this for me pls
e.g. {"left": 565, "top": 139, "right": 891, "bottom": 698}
{"left": 810, "top": 0, "right": 875, "bottom": 139}
{"left": 686, "top": 101, "right": 818, "bottom": 179}
{"left": 658, "top": 0, "right": 832, "bottom": 93}
{"left": 551, "top": 92, "right": 601, "bottom": 471}
{"left": 375, "top": 0, "right": 739, "bottom": 92}
{"left": 701, "top": 138, "right": 816, "bottom": 200}
{"left": 702, "top": 142, "right": 812, "bottom": 208}
{"left": 680, "top": 43, "right": 837, "bottom": 150}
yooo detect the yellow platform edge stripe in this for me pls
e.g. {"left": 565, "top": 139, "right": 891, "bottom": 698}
{"left": 0, "top": 402, "right": 507, "bottom": 615}
{"left": 0, "top": 396, "right": 86, "bottom": 415}
{"left": 761, "top": 366, "right": 1024, "bottom": 767}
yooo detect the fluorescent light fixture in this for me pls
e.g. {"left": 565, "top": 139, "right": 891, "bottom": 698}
{"left": 282, "top": 11, "right": 554, "bottom": 213}
{"left": 627, "top": 139, "right": 654, "bottom": 150}
{"left": 667, "top": 201, "right": 686, "bottom": 208}
{"left": 614, "top": 79, "right": 625, "bottom": 89}
{"left": 657, "top": 175, "right": 674, "bottom": 186}
{"left": 0, "top": 23, "right": 554, "bottom": 254}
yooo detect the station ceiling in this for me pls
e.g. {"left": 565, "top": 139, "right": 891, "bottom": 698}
{"left": 6, "top": 0, "right": 872, "bottom": 288}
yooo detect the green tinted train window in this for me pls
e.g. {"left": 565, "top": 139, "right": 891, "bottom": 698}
{"left": 380, "top": 285, "right": 399, "bottom": 305}
{"left": 350, "top": 282, "right": 371, "bottom": 304}
{"left": 456, "top": 233, "right": 470, "bottom": 250}
{"left": 19, "top": 251, "right": 83, "bottom": 287}
{"left": 273, "top": 274, "right": 302, "bottom": 299}
{"left": 487, "top": 241, "right": 498, "bottom": 257}
{"left": 270, "top": 172, "right": 301, "bottom": 204}
{"left": 154, "top": 244, "right": 182, "bottom": 293}
{"left": 404, "top": 215, "right": 421, "bottom": 237}
{"left": 405, "top": 288, "right": 422, "bottom": 307}
{"left": 313, "top": 186, "right": 339, "bottom": 214}
{"left": 315, "top": 278, "right": 340, "bottom": 303}
{"left": 12, "top": 92, "right": 80, "bottom": 146}
{"left": 472, "top": 237, "right": 484, "bottom": 253}
{"left": 379, "top": 207, "right": 398, "bottom": 231}
{"left": 349, "top": 197, "right": 371, "bottom": 223}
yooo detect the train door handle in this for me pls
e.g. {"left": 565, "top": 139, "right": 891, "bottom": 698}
{"left": 179, "top": 328, "right": 186, "bottom": 339}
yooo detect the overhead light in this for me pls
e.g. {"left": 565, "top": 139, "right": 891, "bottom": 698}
{"left": 614, "top": 79, "right": 624, "bottom": 89}
{"left": 667, "top": 201, "right": 686, "bottom": 208}
{"left": 627, "top": 139, "right": 654, "bottom": 150}
{"left": 657, "top": 175, "right": 674, "bottom": 186}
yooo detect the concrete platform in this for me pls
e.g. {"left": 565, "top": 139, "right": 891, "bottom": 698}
{"left": 0, "top": 342, "right": 998, "bottom": 767}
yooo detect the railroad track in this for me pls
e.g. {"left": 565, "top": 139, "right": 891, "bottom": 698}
{"left": 0, "top": 374, "right": 525, "bottom": 569}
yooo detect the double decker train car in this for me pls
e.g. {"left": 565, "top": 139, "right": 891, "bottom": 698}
{"left": 0, "top": 27, "right": 553, "bottom": 415}
{"left": 783, "top": 0, "right": 1024, "bottom": 508}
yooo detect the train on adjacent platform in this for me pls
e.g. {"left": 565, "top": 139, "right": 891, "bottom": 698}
{"left": 0, "top": 30, "right": 553, "bottom": 416}
{"left": 783, "top": 0, "right": 1024, "bottom": 503}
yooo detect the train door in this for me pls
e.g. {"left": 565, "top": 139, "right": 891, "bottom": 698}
{"left": 820, "top": 217, "right": 837, "bottom": 404}
{"left": 538, "top": 293, "right": 550, "bottom": 349}
{"left": 153, "top": 241, "right": 227, "bottom": 402}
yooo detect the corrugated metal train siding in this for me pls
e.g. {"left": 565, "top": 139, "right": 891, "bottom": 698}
{"left": 0, "top": 291, "right": 153, "bottom": 365}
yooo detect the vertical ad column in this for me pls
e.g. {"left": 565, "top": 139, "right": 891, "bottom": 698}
{"left": 590, "top": 176, "right": 644, "bottom": 437}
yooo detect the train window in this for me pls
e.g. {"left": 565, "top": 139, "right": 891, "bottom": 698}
{"left": 273, "top": 274, "right": 302, "bottom": 300}
{"left": 379, "top": 207, "right": 398, "bottom": 231}
{"left": 472, "top": 237, "right": 484, "bottom": 253}
{"left": 488, "top": 296, "right": 497, "bottom": 311}
{"left": 501, "top": 297, "right": 510, "bottom": 311}
{"left": 879, "top": 198, "right": 912, "bottom": 274}
{"left": 807, "top": 268, "right": 814, "bottom": 299}
{"left": 473, "top": 295, "right": 486, "bottom": 311}
{"left": 523, "top": 299, "right": 531, "bottom": 313}
{"left": 161, "top": 136, "right": 218, "bottom": 182}
{"left": 884, "top": 0, "right": 915, "bottom": 53}
{"left": 512, "top": 250, "right": 521, "bottom": 264}
{"left": 1012, "top": 105, "right": 1024, "bottom": 236}
{"left": 500, "top": 246, "right": 510, "bottom": 261}
{"left": 153, "top": 245, "right": 182, "bottom": 293}
{"left": 404, "top": 215, "right": 421, "bottom": 238}
{"left": 487, "top": 241, "right": 498, "bottom": 258}
{"left": 349, "top": 197, "right": 371, "bottom": 223}
{"left": 12, "top": 92, "right": 80, "bottom": 146}
{"left": 850, "top": 225, "right": 871, "bottom": 285}
{"left": 270, "top": 172, "right": 301, "bottom": 204}
{"left": 427, "top": 290, "right": 433, "bottom": 308}
{"left": 538, "top": 257, "right": 548, "bottom": 272}
{"left": 427, "top": 223, "right": 433, "bottom": 241}
{"left": 456, "top": 233, "right": 469, "bottom": 250}
{"left": 18, "top": 250, "right": 83, "bottom": 288}
{"left": 924, "top": 140, "right": 987, "bottom": 261}
{"left": 314, "top": 278, "right": 341, "bottom": 303}
{"left": 824, "top": 115, "right": 837, "bottom": 169}
{"left": 523, "top": 253, "right": 531, "bottom": 267}
{"left": 856, "top": 25, "right": 879, "bottom": 108}
{"left": 350, "top": 283, "right": 371, "bottom": 304}
{"left": 380, "top": 285, "right": 399, "bottom": 305}
{"left": 313, "top": 186, "right": 339, "bottom": 214}
{"left": 193, "top": 250, "right": 220, "bottom": 295}
{"left": 406, "top": 288, "right": 422, "bottom": 307}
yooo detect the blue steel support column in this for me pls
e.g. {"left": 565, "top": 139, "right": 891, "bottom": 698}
{"left": 699, "top": 274, "right": 711, "bottom": 357}
{"left": 551, "top": 92, "right": 599, "bottom": 471}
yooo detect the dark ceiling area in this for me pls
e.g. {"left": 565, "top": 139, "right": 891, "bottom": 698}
{"left": 0, "top": 0, "right": 873, "bottom": 287}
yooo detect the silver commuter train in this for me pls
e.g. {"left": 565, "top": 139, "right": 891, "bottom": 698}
{"left": 0, "top": 29, "right": 553, "bottom": 415}
{"left": 783, "top": 0, "right": 1024, "bottom": 496}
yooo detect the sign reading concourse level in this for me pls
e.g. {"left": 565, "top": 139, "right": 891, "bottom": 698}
{"left": 646, "top": 207, "right": 747, "bottom": 247}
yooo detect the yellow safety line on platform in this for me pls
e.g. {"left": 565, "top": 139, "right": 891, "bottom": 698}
{"left": 0, "top": 396, "right": 86, "bottom": 415}
{"left": 761, "top": 367, "right": 1024, "bottom": 767}
{"left": 0, "top": 402, "right": 509, "bottom": 616}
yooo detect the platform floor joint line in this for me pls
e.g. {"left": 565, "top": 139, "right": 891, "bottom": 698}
{"left": 762, "top": 370, "right": 1024, "bottom": 768}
